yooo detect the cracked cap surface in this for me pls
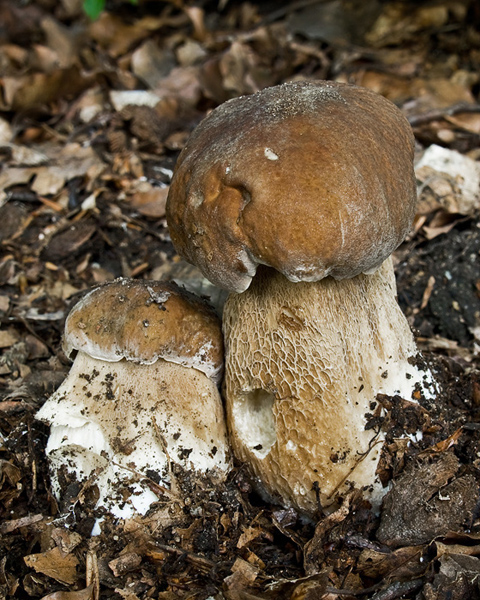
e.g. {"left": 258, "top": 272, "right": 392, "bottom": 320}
{"left": 166, "top": 80, "right": 417, "bottom": 292}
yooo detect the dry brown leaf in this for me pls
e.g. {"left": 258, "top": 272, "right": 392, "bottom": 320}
{"left": 176, "top": 39, "right": 207, "bottom": 67}
{"left": 407, "top": 77, "right": 475, "bottom": 117}
{"left": 436, "top": 542, "right": 480, "bottom": 559}
{"left": 40, "top": 16, "right": 82, "bottom": 70}
{"left": 423, "top": 221, "right": 459, "bottom": 240}
{"left": 343, "top": 70, "right": 413, "bottom": 105}
{"left": 420, "top": 428, "right": 463, "bottom": 455}
{"left": 154, "top": 65, "right": 202, "bottom": 108}
{"left": 108, "top": 553, "right": 142, "bottom": 577}
{"left": 131, "top": 40, "right": 175, "bottom": 89}
{"left": 0, "top": 459, "right": 22, "bottom": 486}
{"left": 304, "top": 497, "right": 352, "bottom": 575}
{"left": 224, "top": 557, "right": 260, "bottom": 590}
{"left": 377, "top": 452, "right": 478, "bottom": 547}
{"left": 129, "top": 186, "right": 168, "bottom": 218}
{"left": 24, "top": 547, "right": 79, "bottom": 585}
{"left": 44, "top": 221, "right": 96, "bottom": 261}
{"left": 67, "top": 87, "right": 105, "bottom": 124}
{"left": 0, "top": 296, "right": 10, "bottom": 312}
{"left": 51, "top": 528, "right": 83, "bottom": 555}
{"left": 1, "top": 66, "right": 93, "bottom": 111}
{"left": 357, "top": 545, "right": 426, "bottom": 578}
{"left": 89, "top": 13, "right": 167, "bottom": 58}
{"left": 237, "top": 525, "right": 273, "bottom": 549}
{"left": 219, "top": 40, "right": 259, "bottom": 97}
{"left": 8, "top": 145, "right": 49, "bottom": 167}
{"left": 0, "top": 117, "right": 12, "bottom": 144}
{"left": 366, "top": 3, "right": 452, "bottom": 47}
{"left": 40, "top": 585, "right": 94, "bottom": 600}
{"left": 446, "top": 112, "right": 480, "bottom": 134}
{"left": 0, "top": 143, "right": 105, "bottom": 203}
{"left": 0, "top": 328, "right": 20, "bottom": 348}
{"left": 416, "top": 145, "right": 480, "bottom": 215}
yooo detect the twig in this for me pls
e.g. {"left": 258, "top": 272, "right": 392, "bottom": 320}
{"left": 325, "top": 577, "right": 424, "bottom": 598}
{"left": 408, "top": 102, "right": 480, "bottom": 127}
{"left": 147, "top": 542, "right": 216, "bottom": 573}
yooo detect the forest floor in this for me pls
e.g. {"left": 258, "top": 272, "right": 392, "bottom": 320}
{"left": 0, "top": 0, "right": 480, "bottom": 599}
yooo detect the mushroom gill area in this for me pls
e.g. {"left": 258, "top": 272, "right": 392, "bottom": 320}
{"left": 223, "top": 258, "right": 435, "bottom": 515}
{"left": 36, "top": 351, "right": 230, "bottom": 518}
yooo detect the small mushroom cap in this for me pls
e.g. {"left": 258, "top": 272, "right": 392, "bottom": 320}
{"left": 166, "top": 80, "right": 417, "bottom": 293}
{"left": 63, "top": 278, "right": 223, "bottom": 383}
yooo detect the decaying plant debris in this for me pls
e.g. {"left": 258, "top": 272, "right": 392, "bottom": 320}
{"left": 0, "top": 0, "right": 479, "bottom": 598}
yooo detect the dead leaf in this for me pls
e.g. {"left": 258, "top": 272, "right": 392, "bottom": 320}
{"left": 1, "top": 66, "right": 93, "bottom": 111}
{"left": 0, "top": 203, "right": 28, "bottom": 242}
{"left": 420, "top": 428, "right": 463, "bottom": 455}
{"left": 0, "top": 143, "right": 105, "bottom": 204}
{"left": 24, "top": 547, "right": 79, "bottom": 585}
{"left": 0, "top": 117, "right": 12, "bottom": 144}
{"left": 108, "top": 553, "right": 142, "bottom": 577}
{"left": 129, "top": 186, "right": 168, "bottom": 218}
{"left": 377, "top": 452, "right": 478, "bottom": 547}
{"left": 89, "top": 13, "right": 168, "bottom": 58}
{"left": 40, "top": 585, "right": 94, "bottom": 600}
{"left": 0, "top": 328, "right": 20, "bottom": 348}
{"left": 131, "top": 40, "right": 175, "bottom": 89}
{"left": 357, "top": 545, "right": 426, "bottom": 578}
{"left": 416, "top": 145, "right": 480, "bottom": 215}
{"left": 41, "top": 16, "right": 83, "bottom": 69}
{"left": 8, "top": 145, "right": 49, "bottom": 167}
{"left": 446, "top": 111, "right": 480, "bottom": 134}
{"left": 366, "top": 3, "right": 452, "bottom": 47}
{"left": 224, "top": 557, "right": 260, "bottom": 590}
{"left": 423, "top": 221, "right": 461, "bottom": 240}
{"left": 154, "top": 65, "right": 202, "bottom": 108}
{"left": 237, "top": 525, "right": 273, "bottom": 549}
{"left": 44, "top": 221, "right": 96, "bottom": 261}
{"left": 51, "top": 528, "right": 83, "bottom": 555}
{"left": 304, "top": 496, "right": 352, "bottom": 575}
{"left": 436, "top": 541, "right": 480, "bottom": 559}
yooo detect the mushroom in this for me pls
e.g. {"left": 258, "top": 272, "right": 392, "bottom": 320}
{"left": 166, "top": 80, "right": 436, "bottom": 515}
{"left": 37, "top": 278, "right": 230, "bottom": 518}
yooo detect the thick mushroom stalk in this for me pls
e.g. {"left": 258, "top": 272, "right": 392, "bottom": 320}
{"left": 37, "top": 279, "right": 230, "bottom": 518}
{"left": 223, "top": 259, "right": 433, "bottom": 514}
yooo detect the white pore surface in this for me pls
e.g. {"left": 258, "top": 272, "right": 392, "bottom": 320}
{"left": 37, "top": 352, "right": 230, "bottom": 516}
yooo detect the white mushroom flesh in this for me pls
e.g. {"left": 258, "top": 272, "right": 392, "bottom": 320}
{"left": 37, "top": 352, "right": 230, "bottom": 517}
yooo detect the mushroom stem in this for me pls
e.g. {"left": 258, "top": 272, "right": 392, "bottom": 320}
{"left": 223, "top": 258, "right": 433, "bottom": 515}
{"left": 38, "top": 350, "right": 229, "bottom": 517}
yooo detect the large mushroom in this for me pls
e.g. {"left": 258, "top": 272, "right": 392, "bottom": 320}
{"left": 166, "top": 80, "right": 435, "bottom": 515}
{"left": 37, "top": 278, "right": 230, "bottom": 518}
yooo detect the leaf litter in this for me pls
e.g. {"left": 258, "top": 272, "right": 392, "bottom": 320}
{"left": 0, "top": 0, "right": 480, "bottom": 598}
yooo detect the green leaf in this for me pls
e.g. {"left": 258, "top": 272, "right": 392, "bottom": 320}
{"left": 83, "top": 0, "right": 105, "bottom": 20}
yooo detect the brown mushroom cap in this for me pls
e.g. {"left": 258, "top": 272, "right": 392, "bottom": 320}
{"left": 166, "top": 80, "right": 417, "bottom": 293}
{"left": 63, "top": 279, "right": 223, "bottom": 382}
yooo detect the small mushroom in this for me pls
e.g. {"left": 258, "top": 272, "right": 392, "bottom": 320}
{"left": 37, "top": 279, "right": 230, "bottom": 517}
{"left": 166, "top": 81, "right": 436, "bottom": 515}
